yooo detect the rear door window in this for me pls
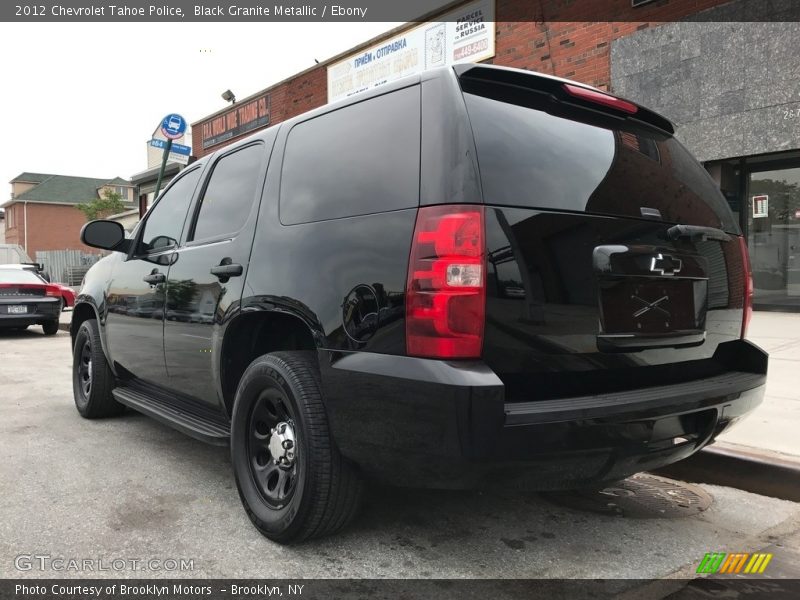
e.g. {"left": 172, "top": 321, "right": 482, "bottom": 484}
{"left": 462, "top": 88, "right": 739, "bottom": 233}
{"left": 190, "top": 144, "right": 264, "bottom": 242}
{"left": 279, "top": 85, "right": 420, "bottom": 225}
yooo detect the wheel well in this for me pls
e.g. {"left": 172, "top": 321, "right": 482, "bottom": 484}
{"left": 221, "top": 312, "right": 317, "bottom": 416}
{"left": 70, "top": 303, "right": 98, "bottom": 349}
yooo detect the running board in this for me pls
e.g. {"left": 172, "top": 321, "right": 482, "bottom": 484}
{"left": 112, "top": 386, "right": 230, "bottom": 446}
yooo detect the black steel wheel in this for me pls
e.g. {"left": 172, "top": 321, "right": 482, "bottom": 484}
{"left": 77, "top": 336, "right": 93, "bottom": 399}
{"left": 248, "top": 389, "right": 299, "bottom": 508}
{"left": 231, "top": 351, "right": 363, "bottom": 543}
{"left": 72, "top": 319, "right": 124, "bottom": 418}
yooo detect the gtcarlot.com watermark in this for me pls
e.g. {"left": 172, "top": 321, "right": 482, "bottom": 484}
{"left": 15, "top": 554, "right": 195, "bottom": 572}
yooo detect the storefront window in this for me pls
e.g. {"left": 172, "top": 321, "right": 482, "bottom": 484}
{"left": 748, "top": 167, "right": 800, "bottom": 309}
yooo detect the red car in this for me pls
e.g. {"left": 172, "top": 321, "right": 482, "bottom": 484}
{"left": 0, "top": 264, "right": 74, "bottom": 307}
{"left": 49, "top": 282, "right": 76, "bottom": 308}
{"left": 0, "top": 267, "right": 65, "bottom": 335}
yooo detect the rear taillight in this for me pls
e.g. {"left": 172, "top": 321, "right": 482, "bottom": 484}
{"left": 738, "top": 236, "right": 753, "bottom": 338}
{"left": 45, "top": 285, "right": 60, "bottom": 297}
{"left": 563, "top": 83, "right": 638, "bottom": 115}
{"left": 406, "top": 205, "right": 486, "bottom": 359}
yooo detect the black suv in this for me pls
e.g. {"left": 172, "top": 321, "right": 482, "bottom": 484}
{"left": 73, "top": 65, "right": 767, "bottom": 543}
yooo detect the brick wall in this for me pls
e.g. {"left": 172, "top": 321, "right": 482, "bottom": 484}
{"left": 192, "top": 0, "right": 733, "bottom": 159}
{"left": 4, "top": 202, "right": 94, "bottom": 257}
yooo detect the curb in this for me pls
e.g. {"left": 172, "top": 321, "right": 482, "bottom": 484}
{"left": 655, "top": 442, "right": 800, "bottom": 502}
{"left": 58, "top": 308, "right": 73, "bottom": 333}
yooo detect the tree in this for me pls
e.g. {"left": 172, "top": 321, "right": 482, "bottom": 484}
{"left": 166, "top": 279, "right": 198, "bottom": 310}
{"left": 76, "top": 189, "right": 126, "bottom": 221}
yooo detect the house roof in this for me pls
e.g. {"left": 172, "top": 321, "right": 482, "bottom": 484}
{"left": 10, "top": 172, "right": 51, "bottom": 184}
{"left": 5, "top": 173, "right": 133, "bottom": 207}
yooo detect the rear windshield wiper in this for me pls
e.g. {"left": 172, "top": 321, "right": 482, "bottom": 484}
{"left": 666, "top": 224, "right": 731, "bottom": 243}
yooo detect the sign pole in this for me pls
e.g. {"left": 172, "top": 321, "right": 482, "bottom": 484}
{"left": 152, "top": 113, "right": 187, "bottom": 204}
{"left": 153, "top": 138, "right": 173, "bottom": 200}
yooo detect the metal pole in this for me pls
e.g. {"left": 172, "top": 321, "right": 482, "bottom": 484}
{"left": 23, "top": 199, "right": 28, "bottom": 257}
{"left": 153, "top": 138, "right": 173, "bottom": 200}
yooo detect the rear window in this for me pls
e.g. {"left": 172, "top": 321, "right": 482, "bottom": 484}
{"left": 0, "top": 269, "right": 42, "bottom": 284}
{"left": 462, "top": 90, "right": 739, "bottom": 233}
{"left": 280, "top": 86, "right": 420, "bottom": 225}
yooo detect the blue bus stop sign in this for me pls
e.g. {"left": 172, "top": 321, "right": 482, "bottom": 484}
{"left": 160, "top": 113, "right": 187, "bottom": 140}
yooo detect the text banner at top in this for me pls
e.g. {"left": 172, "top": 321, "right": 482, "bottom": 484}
{"left": 3, "top": 0, "right": 800, "bottom": 22}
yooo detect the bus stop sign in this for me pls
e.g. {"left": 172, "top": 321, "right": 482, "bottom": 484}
{"left": 161, "top": 113, "right": 187, "bottom": 140}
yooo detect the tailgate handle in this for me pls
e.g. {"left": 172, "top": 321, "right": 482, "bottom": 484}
{"left": 667, "top": 224, "right": 730, "bottom": 243}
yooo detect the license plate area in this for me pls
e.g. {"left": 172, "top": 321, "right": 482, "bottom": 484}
{"left": 600, "top": 279, "right": 707, "bottom": 335}
{"left": 6, "top": 305, "right": 28, "bottom": 314}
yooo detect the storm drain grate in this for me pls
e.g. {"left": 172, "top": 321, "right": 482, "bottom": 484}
{"left": 541, "top": 474, "right": 713, "bottom": 518}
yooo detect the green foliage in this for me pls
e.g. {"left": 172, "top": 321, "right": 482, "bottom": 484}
{"left": 166, "top": 279, "right": 198, "bottom": 310}
{"left": 76, "top": 189, "right": 126, "bottom": 221}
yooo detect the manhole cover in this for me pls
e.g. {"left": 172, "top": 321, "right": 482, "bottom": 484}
{"left": 541, "top": 473, "right": 713, "bottom": 518}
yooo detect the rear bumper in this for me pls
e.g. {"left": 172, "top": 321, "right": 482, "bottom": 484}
{"left": 320, "top": 340, "right": 767, "bottom": 489}
{"left": 0, "top": 298, "right": 60, "bottom": 327}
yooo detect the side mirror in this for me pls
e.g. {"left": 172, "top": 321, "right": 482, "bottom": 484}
{"left": 148, "top": 235, "right": 178, "bottom": 250}
{"left": 80, "top": 220, "right": 130, "bottom": 253}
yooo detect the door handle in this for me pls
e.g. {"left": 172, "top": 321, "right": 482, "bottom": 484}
{"left": 210, "top": 259, "right": 243, "bottom": 282}
{"left": 143, "top": 271, "right": 165, "bottom": 285}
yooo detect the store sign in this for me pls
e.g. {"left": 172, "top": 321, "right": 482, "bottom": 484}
{"left": 327, "top": 0, "right": 495, "bottom": 103}
{"left": 199, "top": 93, "right": 271, "bottom": 149}
{"left": 753, "top": 195, "right": 769, "bottom": 219}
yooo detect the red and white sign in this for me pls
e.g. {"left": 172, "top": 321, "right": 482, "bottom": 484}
{"left": 752, "top": 195, "right": 769, "bottom": 219}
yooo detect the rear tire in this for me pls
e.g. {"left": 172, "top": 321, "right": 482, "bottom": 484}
{"left": 42, "top": 319, "right": 59, "bottom": 336}
{"left": 231, "top": 351, "right": 363, "bottom": 543}
{"left": 72, "top": 319, "right": 124, "bottom": 418}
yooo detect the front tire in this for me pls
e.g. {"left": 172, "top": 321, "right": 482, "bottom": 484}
{"left": 72, "top": 319, "right": 124, "bottom": 418}
{"left": 230, "top": 351, "right": 363, "bottom": 543}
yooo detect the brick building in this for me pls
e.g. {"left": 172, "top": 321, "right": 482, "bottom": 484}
{"left": 2, "top": 173, "right": 135, "bottom": 257}
{"left": 189, "top": 0, "right": 800, "bottom": 310}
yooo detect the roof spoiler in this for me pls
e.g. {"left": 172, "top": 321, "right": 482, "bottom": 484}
{"left": 20, "top": 262, "right": 45, "bottom": 271}
{"left": 454, "top": 64, "right": 675, "bottom": 135}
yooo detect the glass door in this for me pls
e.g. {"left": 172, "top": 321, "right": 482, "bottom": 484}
{"left": 747, "top": 167, "right": 800, "bottom": 309}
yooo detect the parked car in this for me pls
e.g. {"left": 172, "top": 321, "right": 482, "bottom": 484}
{"left": 71, "top": 65, "right": 766, "bottom": 544}
{"left": 0, "top": 264, "right": 75, "bottom": 308}
{"left": 0, "top": 262, "right": 50, "bottom": 281}
{"left": 0, "top": 267, "right": 62, "bottom": 334}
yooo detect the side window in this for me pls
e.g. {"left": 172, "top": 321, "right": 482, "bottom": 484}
{"left": 280, "top": 85, "right": 420, "bottom": 225}
{"left": 191, "top": 144, "right": 263, "bottom": 242}
{"left": 138, "top": 168, "right": 202, "bottom": 254}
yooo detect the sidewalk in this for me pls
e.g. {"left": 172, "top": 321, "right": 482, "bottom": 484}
{"left": 719, "top": 311, "right": 800, "bottom": 459}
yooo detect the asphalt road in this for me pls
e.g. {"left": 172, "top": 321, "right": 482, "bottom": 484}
{"left": 2, "top": 327, "right": 800, "bottom": 582}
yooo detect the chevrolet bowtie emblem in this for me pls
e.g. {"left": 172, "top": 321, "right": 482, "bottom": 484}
{"left": 650, "top": 253, "right": 682, "bottom": 276}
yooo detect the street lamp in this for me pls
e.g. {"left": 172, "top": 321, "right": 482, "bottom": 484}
{"left": 221, "top": 89, "right": 236, "bottom": 104}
